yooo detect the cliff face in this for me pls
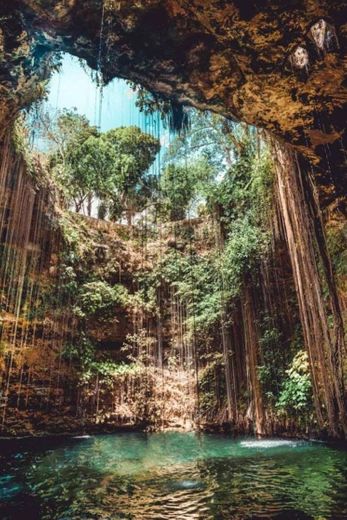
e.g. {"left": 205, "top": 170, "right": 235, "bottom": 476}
{"left": 0, "top": 140, "right": 197, "bottom": 436}
{"left": 0, "top": 132, "right": 345, "bottom": 439}
{"left": 0, "top": 1, "right": 346, "bottom": 203}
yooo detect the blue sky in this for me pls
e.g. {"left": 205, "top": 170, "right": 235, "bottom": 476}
{"left": 44, "top": 53, "right": 164, "bottom": 138}
{"left": 35, "top": 52, "right": 169, "bottom": 180}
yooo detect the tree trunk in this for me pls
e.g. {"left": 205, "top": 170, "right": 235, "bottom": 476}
{"left": 87, "top": 194, "right": 92, "bottom": 217}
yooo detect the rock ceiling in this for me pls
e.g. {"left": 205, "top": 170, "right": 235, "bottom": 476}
{"left": 0, "top": 1, "right": 346, "bottom": 198}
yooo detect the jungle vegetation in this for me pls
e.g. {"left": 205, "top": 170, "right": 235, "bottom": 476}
{"left": 38, "top": 106, "right": 318, "bottom": 432}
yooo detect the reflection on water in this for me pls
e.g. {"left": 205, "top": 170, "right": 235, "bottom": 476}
{"left": 0, "top": 432, "right": 347, "bottom": 519}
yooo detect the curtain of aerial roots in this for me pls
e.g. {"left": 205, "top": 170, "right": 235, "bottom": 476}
{"left": 170, "top": 283, "right": 196, "bottom": 427}
{"left": 214, "top": 212, "right": 269, "bottom": 435}
{"left": 0, "top": 136, "right": 69, "bottom": 431}
{"left": 241, "top": 282, "right": 265, "bottom": 436}
{"left": 212, "top": 215, "right": 237, "bottom": 425}
{"left": 273, "top": 141, "right": 347, "bottom": 438}
{"left": 146, "top": 260, "right": 196, "bottom": 429}
{"left": 215, "top": 194, "right": 310, "bottom": 435}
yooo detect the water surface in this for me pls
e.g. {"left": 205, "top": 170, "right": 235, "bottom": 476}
{"left": 0, "top": 432, "right": 346, "bottom": 519}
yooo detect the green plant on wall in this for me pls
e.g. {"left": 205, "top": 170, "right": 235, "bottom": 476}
{"left": 276, "top": 350, "right": 313, "bottom": 417}
{"left": 74, "top": 281, "right": 129, "bottom": 320}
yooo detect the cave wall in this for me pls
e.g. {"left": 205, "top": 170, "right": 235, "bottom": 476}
{"left": 0, "top": 139, "right": 198, "bottom": 436}
{"left": 0, "top": 136, "right": 345, "bottom": 438}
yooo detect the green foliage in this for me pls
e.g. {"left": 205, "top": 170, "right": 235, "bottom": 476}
{"left": 148, "top": 248, "right": 223, "bottom": 335}
{"left": 206, "top": 136, "right": 273, "bottom": 308}
{"left": 81, "top": 361, "right": 141, "bottom": 387}
{"left": 160, "top": 164, "right": 195, "bottom": 221}
{"left": 63, "top": 334, "right": 140, "bottom": 384}
{"left": 45, "top": 109, "right": 99, "bottom": 209}
{"left": 207, "top": 138, "right": 273, "bottom": 228}
{"left": 46, "top": 111, "right": 160, "bottom": 220}
{"left": 58, "top": 212, "right": 83, "bottom": 251}
{"left": 276, "top": 350, "right": 312, "bottom": 415}
{"left": 50, "top": 109, "right": 98, "bottom": 157}
{"left": 104, "top": 126, "right": 159, "bottom": 179}
{"left": 136, "top": 124, "right": 274, "bottom": 342}
{"left": 67, "top": 135, "right": 117, "bottom": 205}
{"left": 101, "top": 126, "right": 159, "bottom": 222}
{"left": 175, "top": 130, "right": 268, "bottom": 302}
{"left": 164, "top": 110, "right": 240, "bottom": 171}
{"left": 43, "top": 106, "right": 288, "bottom": 427}
{"left": 221, "top": 216, "right": 269, "bottom": 297}
{"left": 326, "top": 223, "right": 347, "bottom": 284}
{"left": 74, "top": 281, "right": 129, "bottom": 319}
{"left": 257, "top": 322, "right": 285, "bottom": 403}
{"left": 160, "top": 158, "right": 214, "bottom": 221}
{"left": 62, "top": 335, "right": 95, "bottom": 369}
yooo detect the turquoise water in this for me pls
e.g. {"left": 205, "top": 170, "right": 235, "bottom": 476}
{"left": 0, "top": 432, "right": 347, "bottom": 519}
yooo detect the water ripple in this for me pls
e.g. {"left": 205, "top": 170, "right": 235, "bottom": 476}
{"left": 0, "top": 433, "right": 346, "bottom": 520}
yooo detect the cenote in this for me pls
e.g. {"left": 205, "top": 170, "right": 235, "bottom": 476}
{"left": 1, "top": 2, "right": 347, "bottom": 519}
{"left": 1, "top": 433, "right": 347, "bottom": 519}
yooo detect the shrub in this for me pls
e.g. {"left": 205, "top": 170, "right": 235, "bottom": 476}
{"left": 276, "top": 350, "right": 312, "bottom": 415}
{"left": 74, "top": 281, "right": 129, "bottom": 319}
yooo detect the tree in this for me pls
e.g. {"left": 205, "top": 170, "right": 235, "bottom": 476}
{"left": 159, "top": 110, "right": 253, "bottom": 221}
{"left": 164, "top": 110, "right": 246, "bottom": 172}
{"left": 46, "top": 112, "right": 160, "bottom": 221}
{"left": 46, "top": 109, "right": 99, "bottom": 167}
{"left": 102, "top": 126, "right": 159, "bottom": 224}
{"left": 160, "top": 158, "right": 213, "bottom": 221}
{"left": 45, "top": 109, "right": 100, "bottom": 212}
{"left": 66, "top": 135, "right": 116, "bottom": 213}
